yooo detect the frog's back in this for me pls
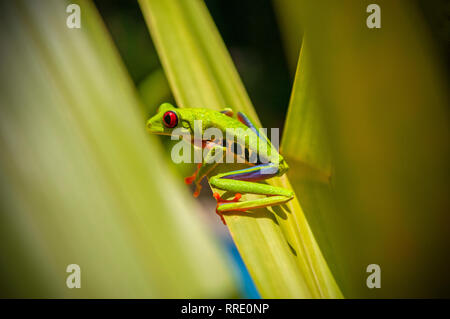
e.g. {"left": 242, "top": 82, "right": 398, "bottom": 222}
{"left": 185, "top": 108, "right": 282, "bottom": 163}
{"left": 180, "top": 108, "right": 250, "bottom": 132}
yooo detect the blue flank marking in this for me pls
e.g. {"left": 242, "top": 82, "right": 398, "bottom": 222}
{"left": 224, "top": 168, "right": 265, "bottom": 181}
{"left": 222, "top": 164, "right": 279, "bottom": 181}
{"left": 237, "top": 112, "right": 269, "bottom": 145}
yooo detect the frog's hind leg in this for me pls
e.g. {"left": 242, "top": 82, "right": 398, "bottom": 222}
{"left": 209, "top": 163, "right": 294, "bottom": 224}
{"left": 236, "top": 111, "right": 269, "bottom": 144}
{"left": 184, "top": 163, "right": 203, "bottom": 186}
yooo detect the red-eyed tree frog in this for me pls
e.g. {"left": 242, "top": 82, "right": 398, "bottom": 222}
{"left": 146, "top": 103, "right": 294, "bottom": 224}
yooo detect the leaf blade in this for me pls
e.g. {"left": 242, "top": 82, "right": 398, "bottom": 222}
{"left": 139, "top": 0, "right": 342, "bottom": 298}
{"left": 0, "top": 0, "right": 236, "bottom": 298}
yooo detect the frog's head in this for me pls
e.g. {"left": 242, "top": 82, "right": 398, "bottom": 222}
{"left": 146, "top": 103, "right": 191, "bottom": 136}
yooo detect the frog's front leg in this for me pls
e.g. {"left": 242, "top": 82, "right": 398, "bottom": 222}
{"left": 185, "top": 143, "right": 226, "bottom": 197}
{"left": 184, "top": 163, "right": 203, "bottom": 187}
{"left": 209, "top": 163, "right": 294, "bottom": 223}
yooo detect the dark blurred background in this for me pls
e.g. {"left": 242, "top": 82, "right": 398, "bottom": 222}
{"left": 94, "top": 0, "right": 292, "bottom": 135}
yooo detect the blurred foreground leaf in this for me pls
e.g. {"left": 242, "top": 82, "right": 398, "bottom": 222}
{"left": 280, "top": 0, "right": 450, "bottom": 297}
{"left": 0, "top": 0, "right": 235, "bottom": 298}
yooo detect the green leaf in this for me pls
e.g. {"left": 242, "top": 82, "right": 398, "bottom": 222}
{"left": 139, "top": 0, "right": 342, "bottom": 298}
{"left": 279, "top": 1, "right": 450, "bottom": 297}
{"left": 0, "top": 0, "right": 235, "bottom": 298}
{"left": 281, "top": 41, "right": 343, "bottom": 292}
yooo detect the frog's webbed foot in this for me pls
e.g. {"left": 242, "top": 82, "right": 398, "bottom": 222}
{"left": 184, "top": 163, "right": 201, "bottom": 184}
{"left": 184, "top": 163, "right": 203, "bottom": 197}
{"left": 209, "top": 163, "right": 294, "bottom": 224}
{"left": 213, "top": 192, "right": 242, "bottom": 224}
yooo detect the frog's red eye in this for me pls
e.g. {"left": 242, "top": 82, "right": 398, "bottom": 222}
{"left": 163, "top": 111, "right": 178, "bottom": 128}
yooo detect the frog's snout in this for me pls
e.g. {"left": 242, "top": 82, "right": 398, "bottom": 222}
{"left": 146, "top": 117, "right": 165, "bottom": 134}
{"left": 146, "top": 118, "right": 157, "bottom": 133}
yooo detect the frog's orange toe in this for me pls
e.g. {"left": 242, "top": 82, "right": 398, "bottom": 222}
{"left": 212, "top": 192, "right": 242, "bottom": 225}
{"left": 212, "top": 192, "right": 241, "bottom": 203}
{"left": 184, "top": 176, "right": 195, "bottom": 185}
{"left": 193, "top": 185, "right": 202, "bottom": 198}
{"left": 185, "top": 163, "right": 202, "bottom": 185}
